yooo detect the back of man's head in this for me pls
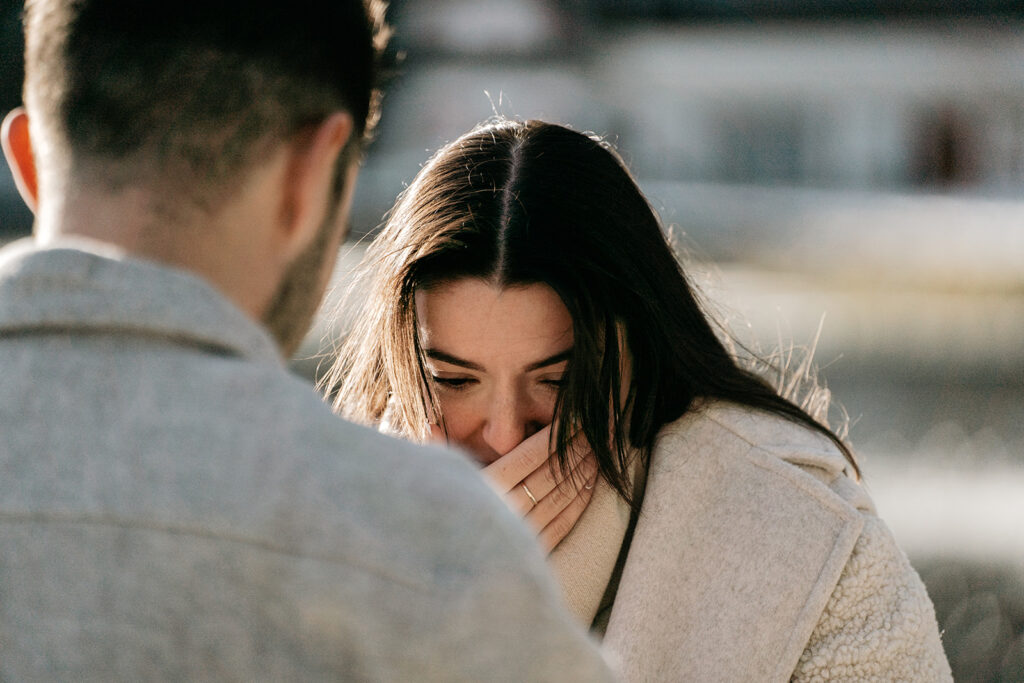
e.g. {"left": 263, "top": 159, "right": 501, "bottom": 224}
{"left": 23, "top": 0, "right": 386, "bottom": 213}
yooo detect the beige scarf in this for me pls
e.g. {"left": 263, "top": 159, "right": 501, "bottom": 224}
{"left": 547, "top": 475, "right": 634, "bottom": 631}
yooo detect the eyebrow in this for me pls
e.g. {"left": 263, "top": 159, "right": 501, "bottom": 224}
{"left": 424, "top": 347, "right": 573, "bottom": 373}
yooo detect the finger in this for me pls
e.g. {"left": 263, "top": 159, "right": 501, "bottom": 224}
{"left": 518, "top": 440, "right": 593, "bottom": 505}
{"left": 481, "top": 425, "right": 552, "bottom": 492}
{"left": 502, "top": 481, "right": 539, "bottom": 516}
{"left": 503, "top": 447, "right": 593, "bottom": 518}
{"left": 482, "top": 425, "right": 592, "bottom": 495}
{"left": 525, "top": 455, "right": 598, "bottom": 533}
{"left": 537, "top": 472, "right": 599, "bottom": 553}
{"left": 500, "top": 433, "right": 593, "bottom": 514}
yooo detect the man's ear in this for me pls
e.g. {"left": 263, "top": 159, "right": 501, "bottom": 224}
{"left": 277, "top": 112, "right": 354, "bottom": 263}
{"left": 1, "top": 108, "right": 39, "bottom": 213}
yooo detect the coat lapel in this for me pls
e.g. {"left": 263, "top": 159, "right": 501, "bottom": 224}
{"left": 603, "top": 405, "right": 864, "bottom": 681}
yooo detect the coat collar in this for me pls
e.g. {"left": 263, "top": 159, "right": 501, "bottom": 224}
{"left": 0, "top": 238, "right": 282, "bottom": 365}
{"left": 602, "top": 401, "right": 867, "bottom": 681}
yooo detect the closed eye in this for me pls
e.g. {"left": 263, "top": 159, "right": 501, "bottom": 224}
{"left": 431, "top": 375, "right": 476, "bottom": 390}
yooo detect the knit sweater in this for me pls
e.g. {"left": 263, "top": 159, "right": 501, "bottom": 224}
{"left": 549, "top": 400, "right": 952, "bottom": 682}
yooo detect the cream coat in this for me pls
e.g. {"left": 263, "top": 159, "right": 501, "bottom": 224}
{"left": 550, "top": 400, "right": 953, "bottom": 681}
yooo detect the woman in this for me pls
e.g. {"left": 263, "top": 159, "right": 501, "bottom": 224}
{"left": 326, "top": 119, "right": 952, "bottom": 680}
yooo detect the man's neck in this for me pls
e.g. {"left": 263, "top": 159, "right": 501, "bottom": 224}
{"left": 37, "top": 183, "right": 158, "bottom": 252}
{"left": 38, "top": 182, "right": 278, "bottom": 323}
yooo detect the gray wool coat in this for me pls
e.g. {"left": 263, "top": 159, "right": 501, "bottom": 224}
{"left": 0, "top": 239, "right": 614, "bottom": 682}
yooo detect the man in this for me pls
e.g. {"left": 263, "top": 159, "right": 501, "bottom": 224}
{"left": 0, "top": 1, "right": 615, "bottom": 679}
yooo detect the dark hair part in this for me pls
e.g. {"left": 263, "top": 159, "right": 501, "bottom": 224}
{"left": 23, "top": 0, "right": 388, "bottom": 211}
{"left": 330, "top": 119, "right": 858, "bottom": 508}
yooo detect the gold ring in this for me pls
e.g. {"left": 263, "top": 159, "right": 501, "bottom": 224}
{"left": 521, "top": 483, "right": 538, "bottom": 505}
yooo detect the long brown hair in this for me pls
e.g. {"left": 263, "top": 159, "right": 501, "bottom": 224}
{"left": 325, "top": 119, "right": 857, "bottom": 507}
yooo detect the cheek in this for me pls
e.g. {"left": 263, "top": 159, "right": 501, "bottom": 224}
{"left": 533, "top": 388, "right": 559, "bottom": 423}
{"left": 434, "top": 394, "right": 481, "bottom": 443}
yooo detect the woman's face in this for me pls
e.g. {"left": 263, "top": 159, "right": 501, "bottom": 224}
{"left": 415, "top": 278, "right": 573, "bottom": 465}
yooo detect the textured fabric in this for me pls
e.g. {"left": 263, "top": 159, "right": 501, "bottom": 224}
{"left": 792, "top": 516, "right": 954, "bottom": 682}
{"left": 549, "top": 476, "right": 631, "bottom": 624}
{"left": 0, "top": 240, "right": 615, "bottom": 682}
{"left": 553, "top": 400, "right": 952, "bottom": 681}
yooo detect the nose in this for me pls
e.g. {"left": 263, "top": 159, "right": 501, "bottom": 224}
{"left": 481, "top": 389, "right": 544, "bottom": 457}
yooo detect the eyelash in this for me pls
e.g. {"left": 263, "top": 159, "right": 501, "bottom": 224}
{"left": 429, "top": 376, "right": 565, "bottom": 391}
{"left": 432, "top": 376, "right": 474, "bottom": 390}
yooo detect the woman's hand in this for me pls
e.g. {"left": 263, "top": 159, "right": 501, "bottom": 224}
{"left": 480, "top": 426, "right": 598, "bottom": 553}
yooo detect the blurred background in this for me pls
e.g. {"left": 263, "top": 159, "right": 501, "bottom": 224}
{"left": 2, "top": 1, "right": 1022, "bottom": 679}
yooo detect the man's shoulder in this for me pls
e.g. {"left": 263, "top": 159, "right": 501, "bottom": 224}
{"left": 164, "top": 359, "right": 528, "bottom": 585}
{"left": 0, "top": 241, "right": 553, "bottom": 604}
{"left": 2, "top": 331, "right": 526, "bottom": 592}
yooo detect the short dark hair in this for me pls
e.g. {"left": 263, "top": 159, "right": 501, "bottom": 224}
{"left": 23, "top": 0, "right": 387, "bottom": 208}
{"left": 329, "top": 119, "right": 858, "bottom": 508}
